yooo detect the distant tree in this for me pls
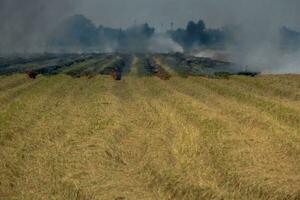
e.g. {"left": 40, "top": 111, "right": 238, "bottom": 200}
{"left": 204, "top": 29, "right": 225, "bottom": 47}
{"left": 197, "top": 20, "right": 206, "bottom": 32}
{"left": 186, "top": 21, "right": 197, "bottom": 37}
{"left": 183, "top": 20, "right": 209, "bottom": 46}
{"left": 280, "top": 26, "right": 300, "bottom": 51}
{"left": 169, "top": 19, "right": 226, "bottom": 50}
{"left": 197, "top": 20, "right": 206, "bottom": 44}
{"left": 186, "top": 21, "right": 198, "bottom": 46}
{"left": 167, "top": 28, "right": 187, "bottom": 49}
{"left": 125, "top": 23, "right": 155, "bottom": 38}
{"left": 48, "top": 15, "right": 98, "bottom": 48}
{"left": 222, "top": 25, "right": 242, "bottom": 46}
{"left": 142, "top": 23, "right": 155, "bottom": 38}
{"left": 118, "top": 23, "right": 155, "bottom": 52}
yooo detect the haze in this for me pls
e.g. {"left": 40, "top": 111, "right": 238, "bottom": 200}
{"left": 1, "top": 0, "right": 300, "bottom": 36}
{"left": 76, "top": 0, "right": 300, "bottom": 30}
{"left": 1, "top": 0, "right": 300, "bottom": 72}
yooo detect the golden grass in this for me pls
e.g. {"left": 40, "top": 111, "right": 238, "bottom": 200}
{"left": 0, "top": 73, "right": 300, "bottom": 200}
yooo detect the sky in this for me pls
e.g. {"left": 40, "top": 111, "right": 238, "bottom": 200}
{"left": 71, "top": 0, "right": 300, "bottom": 72}
{"left": 74, "top": 0, "right": 300, "bottom": 31}
{"left": 1, "top": 0, "right": 300, "bottom": 67}
{"left": 0, "top": 0, "right": 299, "bottom": 42}
{"left": 1, "top": 0, "right": 299, "bottom": 33}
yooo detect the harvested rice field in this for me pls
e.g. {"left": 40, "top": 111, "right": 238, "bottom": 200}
{"left": 0, "top": 54, "right": 300, "bottom": 200}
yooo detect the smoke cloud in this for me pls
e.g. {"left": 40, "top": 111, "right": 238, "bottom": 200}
{"left": 1, "top": 0, "right": 300, "bottom": 72}
{"left": 148, "top": 35, "right": 184, "bottom": 53}
{"left": 0, "top": 0, "right": 75, "bottom": 53}
{"left": 75, "top": 0, "right": 300, "bottom": 73}
{"left": 74, "top": 0, "right": 300, "bottom": 30}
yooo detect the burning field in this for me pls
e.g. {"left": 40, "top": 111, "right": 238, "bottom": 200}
{"left": 0, "top": 53, "right": 253, "bottom": 80}
{"left": 0, "top": 53, "right": 300, "bottom": 200}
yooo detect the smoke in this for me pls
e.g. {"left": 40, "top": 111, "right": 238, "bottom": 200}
{"left": 206, "top": 0, "right": 300, "bottom": 73}
{"left": 223, "top": 24, "right": 300, "bottom": 73}
{"left": 269, "top": 51, "right": 300, "bottom": 74}
{"left": 0, "top": 0, "right": 75, "bottom": 54}
{"left": 76, "top": 0, "right": 300, "bottom": 73}
{"left": 1, "top": 0, "right": 300, "bottom": 73}
{"left": 147, "top": 35, "right": 183, "bottom": 53}
{"left": 73, "top": 0, "right": 300, "bottom": 30}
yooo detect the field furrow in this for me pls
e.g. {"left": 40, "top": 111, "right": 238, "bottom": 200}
{"left": 0, "top": 71, "right": 299, "bottom": 200}
{"left": 130, "top": 77, "right": 300, "bottom": 200}
{"left": 230, "top": 76, "right": 300, "bottom": 100}
{"left": 0, "top": 76, "right": 45, "bottom": 108}
{"left": 186, "top": 77, "right": 300, "bottom": 131}
{"left": 0, "top": 75, "right": 28, "bottom": 91}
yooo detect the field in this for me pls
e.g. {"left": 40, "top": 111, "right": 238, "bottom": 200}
{"left": 0, "top": 54, "right": 300, "bottom": 200}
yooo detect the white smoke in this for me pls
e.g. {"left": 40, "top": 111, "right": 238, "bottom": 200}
{"left": 147, "top": 34, "right": 184, "bottom": 53}
{"left": 271, "top": 51, "right": 300, "bottom": 74}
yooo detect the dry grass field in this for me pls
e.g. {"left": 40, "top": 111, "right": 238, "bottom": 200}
{"left": 0, "top": 57, "right": 300, "bottom": 199}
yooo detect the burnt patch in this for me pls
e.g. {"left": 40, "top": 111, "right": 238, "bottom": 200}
{"left": 0, "top": 54, "right": 92, "bottom": 76}
{"left": 100, "top": 55, "right": 131, "bottom": 81}
{"left": 237, "top": 72, "right": 260, "bottom": 77}
{"left": 167, "top": 53, "right": 244, "bottom": 77}
{"left": 26, "top": 71, "right": 38, "bottom": 79}
{"left": 35, "top": 56, "right": 92, "bottom": 76}
{"left": 143, "top": 58, "right": 171, "bottom": 80}
{"left": 0, "top": 53, "right": 262, "bottom": 78}
{"left": 110, "top": 68, "right": 122, "bottom": 80}
{"left": 100, "top": 58, "right": 127, "bottom": 81}
{"left": 0, "top": 54, "right": 58, "bottom": 70}
{"left": 213, "top": 72, "right": 232, "bottom": 79}
{"left": 154, "top": 65, "right": 171, "bottom": 80}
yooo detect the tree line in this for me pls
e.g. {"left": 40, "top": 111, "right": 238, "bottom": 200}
{"left": 47, "top": 15, "right": 300, "bottom": 53}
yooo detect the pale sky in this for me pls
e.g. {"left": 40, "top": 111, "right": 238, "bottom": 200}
{"left": 73, "top": 0, "right": 300, "bottom": 30}
{"left": 1, "top": 0, "right": 300, "bottom": 51}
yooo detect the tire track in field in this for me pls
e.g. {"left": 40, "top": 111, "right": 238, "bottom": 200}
{"left": 14, "top": 77, "right": 95, "bottom": 199}
{"left": 0, "top": 75, "right": 17, "bottom": 83}
{"left": 0, "top": 76, "right": 72, "bottom": 146}
{"left": 59, "top": 76, "right": 172, "bottom": 199}
{"left": 132, "top": 77, "right": 300, "bottom": 200}
{"left": 0, "top": 77, "right": 44, "bottom": 109}
{"left": 0, "top": 76, "right": 76, "bottom": 199}
{"left": 225, "top": 76, "right": 300, "bottom": 112}
{"left": 61, "top": 57, "right": 104, "bottom": 75}
{"left": 1, "top": 75, "right": 299, "bottom": 199}
{"left": 187, "top": 77, "right": 300, "bottom": 131}
{"left": 129, "top": 55, "right": 139, "bottom": 75}
{"left": 90, "top": 77, "right": 161, "bottom": 199}
{"left": 121, "top": 77, "right": 240, "bottom": 200}
{"left": 164, "top": 77, "right": 298, "bottom": 135}
{"left": 153, "top": 56, "right": 177, "bottom": 76}
{"left": 57, "top": 77, "right": 122, "bottom": 199}
{"left": 76, "top": 56, "right": 112, "bottom": 76}
{"left": 230, "top": 76, "right": 300, "bottom": 101}
{"left": 162, "top": 77, "right": 300, "bottom": 167}
{"left": 0, "top": 75, "right": 27, "bottom": 91}
{"left": 11, "top": 76, "right": 97, "bottom": 199}
{"left": 255, "top": 75, "right": 300, "bottom": 91}
{"left": 42, "top": 77, "right": 160, "bottom": 200}
{"left": 130, "top": 77, "right": 244, "bottom": 199}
